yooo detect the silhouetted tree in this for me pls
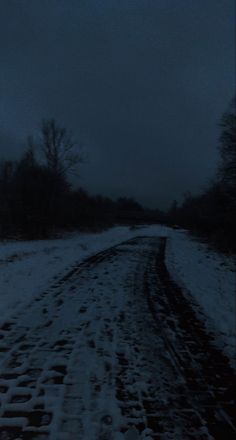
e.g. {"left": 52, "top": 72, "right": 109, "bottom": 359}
{"left": 25, "top": 119, "right": 83, "bottom": 234}
{"left": 11, "top": 149, "right": 50, "bottom": 236}
{"left": 168, "top": 199, "right": 178, "bottom": 224}
{"left": 1, "top": 123, "right": 151, "bottom": 237}
{"left": 117, "top": 197, "right": 143, "bottom": 211}
{"left": 0, "top": 160, "right": 17, "bottom": 235}
{"left": 166, "top": 97, "right": 236, "bottom": 252}
{"left": 36, "top": 118, "right": 83, "bottom": 177}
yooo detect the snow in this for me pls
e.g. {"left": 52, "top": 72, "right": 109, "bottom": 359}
{"left": 0, "top": 229, "right": 235, "bottom": 438}
{"left": 0, "top": 235, "right": 174, "bottom": 438}
{"left": 0, "top": 226, "right": 165, "bottom": 326}
{"left": 0, "top": 224, "right": 235, "bottom": 365}
{"left": 165, "top": 229, "right": 236, "bottom": 364}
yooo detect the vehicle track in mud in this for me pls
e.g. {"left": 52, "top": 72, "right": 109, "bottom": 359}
{"left": 0, "top": 236, "right": 235, "bottom": 440}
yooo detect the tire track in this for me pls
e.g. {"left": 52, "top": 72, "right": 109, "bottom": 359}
{"left": 0, "top": 236, "right": 235, "bottom": 439}
{"left": 141, "top": 237, "right": 236, "bottom": 439}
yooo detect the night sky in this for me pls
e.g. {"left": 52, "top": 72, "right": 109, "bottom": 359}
{"left": 0, "top": 0, "right": 234, "bottom": 209}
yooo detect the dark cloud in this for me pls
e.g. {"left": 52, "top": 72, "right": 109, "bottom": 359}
{"left": 0, "top": 0, "right": 234, "bottom": 208}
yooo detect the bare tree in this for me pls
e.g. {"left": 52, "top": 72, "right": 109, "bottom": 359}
{"left": 37, "top": 118, "right": 83, "bottom": 177}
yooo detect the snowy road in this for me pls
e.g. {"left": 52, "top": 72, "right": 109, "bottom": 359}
{"left": 0, "top": 236, "right": 235, "bottom": 440}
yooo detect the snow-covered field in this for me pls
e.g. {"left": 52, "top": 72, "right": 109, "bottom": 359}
{"left": 0, "top": 225, "right": 235, "bottom": 364}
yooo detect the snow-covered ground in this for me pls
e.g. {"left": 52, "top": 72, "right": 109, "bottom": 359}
{"left": 0, "top": 225, "right": 235, "bottom": 364}
{"left": 0, "top": 226, "right": 167, "bottom": 326}
{"left": 166, "top": 229, "right": 235, "bottom": 363}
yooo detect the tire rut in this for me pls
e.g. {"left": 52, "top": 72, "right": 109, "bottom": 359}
{"left": 140, "top": 237, "right": 236, "bottom": 439}
{"left": 0, "top": 236, "right": 235, "bottom": 440}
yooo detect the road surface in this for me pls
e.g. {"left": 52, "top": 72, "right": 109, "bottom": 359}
{"left": 0, "top": 236, "right": 235, "bottom": 439}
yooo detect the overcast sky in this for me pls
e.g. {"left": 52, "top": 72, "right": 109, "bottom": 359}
{"left": 0, "top": 0, "right": 234, "bottom": 209}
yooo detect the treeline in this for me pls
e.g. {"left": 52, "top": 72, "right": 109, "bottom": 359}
{"left": 168, "top": 98, "right": 236, "bottom": 253}
{"left": 0, "top": 152, "right": 147, "bottom": 238}
{"left": 0, "top": 119, "right": 163, "bottom": 239}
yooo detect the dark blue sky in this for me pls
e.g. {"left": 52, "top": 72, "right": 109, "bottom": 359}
{"left": 0, "top": 0, "right": 234, "bottom": 208}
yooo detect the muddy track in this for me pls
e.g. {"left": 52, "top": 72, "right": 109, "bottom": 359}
{"left": 0, "top": 236, "right": 235, "bottom": 440}
{"left": 141, "top": 237, "right": 236, "bottom": 439}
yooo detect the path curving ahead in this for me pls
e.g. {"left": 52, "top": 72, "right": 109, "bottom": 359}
{"left": 0, "top": 237, "right": 235, "bottom": 440}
